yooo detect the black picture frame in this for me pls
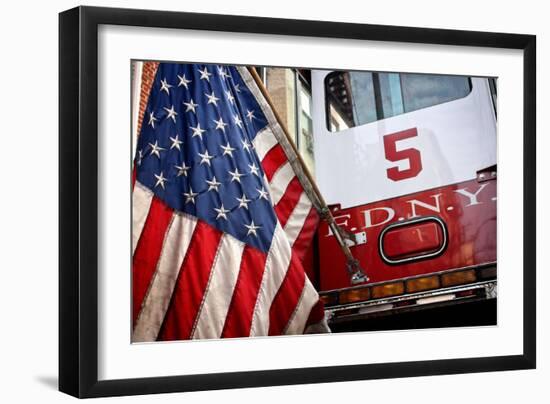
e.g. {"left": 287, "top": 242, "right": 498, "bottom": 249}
{"left": 59, "top": 5, "right": 536, "bottom": 398}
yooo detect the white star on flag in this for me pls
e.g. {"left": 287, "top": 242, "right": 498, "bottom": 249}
{"left": 154, "top": 171, "right": 167, "bottom": 189}
{"left": 169, "top": 135, "right": 183, "bottom": 150}
{"left": 242, "top": 138, "right": 252, "bottom": 153}
{"left": 244, "top": 220, "right": 261, "bottom": 237}
{"left": 236, "top": 193, "right": 251, "bottom": 209}
{"left": 214, "top": 204, "right": 230, "bottom": 220}
{"left": 205, "top": 91, "right": 220, "bottom": 106}
{"left": 190, "top": 123, "right": 206, "bottom": 140}
{"left": 218, "top": 66, "right": 231, "bottom": 79}
{"left": 177, "top": 74, "right": 191, "bottom": 89}
{"left": 221, "top": 142, "right": 235, "bottom": 157}
{"left": 234, "top": 115, "right": 243, "bottom": 128}
{"left": 148, "top": 111, "right": 157, "bottom": 128}
{"left": 248, "top": 162, "right": 260, "bottom": 176}
{"left": 148, "top": 140, "right": 165, "bottom": 158}
{"left": 198, "top": 149, "right": 214, "bottom": 166}
{"left": 257, "top": 187, "right": 269, "bottom": 201}
{"left": 183, "top": 99, "right": 198, "bottom": 113}
{"left": 174, "top": 162, "right": 190, "bottom": 177}
{"left": 199, "top": 66, "right": 212, "bottom": 81}
{"left": 206, "top": 176, "right": 221, "bottom": 192}
{"left": 246, "top": 109, "right": 255, "bottom": 121}
{"left": 229, "top": 168, "right": 244, "bottom": 183}
{"left": 183, "top": 187, "right": 198, "bottom": 204}
{"left": 226, "top": 90, "right": 235, "bottom": 104}
{"left": 214, "top": 117, "right": 228, "bottom": 132}
{"left": 164, "top": 105, "right": 178, "bottom": 123}
{"left": 160, "top": 78, "right": 172, "bottom": 94}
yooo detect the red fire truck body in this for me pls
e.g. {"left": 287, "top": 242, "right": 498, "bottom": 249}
{"left": 308, "top": 69, "right": 497, "bottom": 325}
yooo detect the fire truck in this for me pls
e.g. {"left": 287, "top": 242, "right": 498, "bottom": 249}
{"left": 305, "top": 69, "right": 497, "bottom": 330}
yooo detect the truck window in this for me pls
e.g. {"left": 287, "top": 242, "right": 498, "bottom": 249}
{"left": 325, "top": 71, "right": 472, "bottom": 132}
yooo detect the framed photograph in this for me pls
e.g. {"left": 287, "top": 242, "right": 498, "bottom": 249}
{"left": 59, "top": 6, "right": 536, "bottom": 398}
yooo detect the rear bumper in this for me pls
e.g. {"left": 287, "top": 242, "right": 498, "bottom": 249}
{"left": 325, "top": 280, "right": 497, "bottom": 325}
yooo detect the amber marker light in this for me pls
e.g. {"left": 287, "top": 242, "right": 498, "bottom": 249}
{"left": 441, "top": 269, "right": 476, "bottom": 287}
{"left": 319, "top": 293, "right": 339, "bottom": 307}
{"left": 371, "top": 282, "right": 405, "bottom": 299}
{"left": 338, "top": 287, "right": 371, "bottom": 305}
{"left": 406, "top": 275, "right": 440, "bottom": 293}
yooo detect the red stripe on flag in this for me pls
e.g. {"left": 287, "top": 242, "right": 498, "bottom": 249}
{"left": 274, "top": 177, "right": 302, "bottom": 227}
{"left": 292, "top": 207, "right": 319, "bottom": 261}
{"left": 261, "top": 144, "right": 288, "bottom": 181}
{"left": 132, "top": 197, "right": 174, "bottom": 324}
{"left": 221, "top": 246, "right": 267, "bottom": 338}
{"left": 157, "top": 221, "right": 223, "bottom": 341}
{"left": 268, "top": 252, "right": 306, "bottom": 335}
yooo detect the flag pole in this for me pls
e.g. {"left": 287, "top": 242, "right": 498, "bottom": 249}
{"left": 248, "top": 67, "right": 368, "bottom": 284}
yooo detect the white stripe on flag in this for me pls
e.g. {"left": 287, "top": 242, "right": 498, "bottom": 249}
{"left": 249, "top": 224, "right": 292, "bottom": 337}
{"left": 132, "top": 212, "right": 198, "bottom": 342}
{"left": 284, "top": 277, "right": 319, "bottom": 335}
{"left": 283, "top": 192, "right": 312, "bottom": 246}
{"left": 191, "top": 235, "right": 245, "bottom": 340}
{"left": 132, "top": 181, "right": 154, "bottom": 254}
{"left": 253, "top": 126, "right": 278, "bottom": 161}
{"left": 268, "top": 162, "right": 295, "bottom": 206}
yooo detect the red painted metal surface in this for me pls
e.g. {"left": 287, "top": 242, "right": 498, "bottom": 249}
{"left": 317, "top": 177, "right": 497, "bottom": 291}
{"left": 382, "top": 221, "right": 443, "bottom": 260}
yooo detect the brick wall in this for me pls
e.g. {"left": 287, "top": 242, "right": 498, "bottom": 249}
{"left": 136, "top": 61, "right": 159, "bottom": 137}
{"left": 265, "top": 68, "right": 297, "bottom": 140}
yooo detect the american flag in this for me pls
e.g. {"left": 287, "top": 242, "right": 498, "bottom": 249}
{"left": 132, "top": 62, "right": 326, "bottom": 341}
